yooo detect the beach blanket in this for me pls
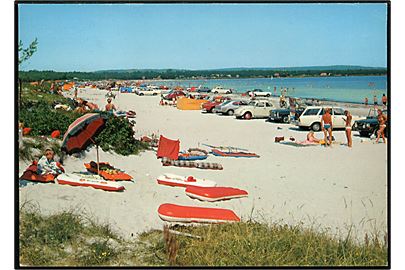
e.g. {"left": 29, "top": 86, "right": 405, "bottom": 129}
{"left": 161, "top": 157, "right": 223, "bottom": 170}
{"left": 20, "top": 161, "right": 64, "bottom": 183}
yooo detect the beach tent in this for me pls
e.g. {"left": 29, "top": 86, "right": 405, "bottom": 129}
{"left": 176, "top": 97, "right": 208, "bottom": 110}
{"left": 63, "top": 83, "right": 74, "bottom": 91}
{"left": 156, "top": 135, "right": 180, "bottom": 160}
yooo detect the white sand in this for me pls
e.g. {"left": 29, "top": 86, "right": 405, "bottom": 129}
{"left": 19, "top": 88, "right": 387, "bottom": 241}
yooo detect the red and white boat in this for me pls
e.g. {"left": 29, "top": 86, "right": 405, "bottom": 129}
{"left": 56, "top": 173, "right": 125, "bottom": 192}
{"left": 156, "top": 173, "right": 216, "bottom": 188}
{"left": 158, "top": 203, "right": 240, "bottom": 223}
{"left": 185, "top": 186, "right": 248, "bottom": 202}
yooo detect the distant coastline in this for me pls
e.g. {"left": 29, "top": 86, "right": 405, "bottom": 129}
{"left": 19, "top": 65, "right": 387, "bottom": 82}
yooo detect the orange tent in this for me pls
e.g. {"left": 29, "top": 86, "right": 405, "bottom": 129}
{"left": 157, "top": 135, "right": 180, "bottom": 160}
{"left": 176, "top": 97, "right": 208, "bottom": 110}
{"left": 63, "top": 83, "right": 75, "bottom": 91}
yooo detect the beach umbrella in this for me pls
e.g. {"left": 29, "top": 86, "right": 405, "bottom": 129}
{"left": 61, "top": 113, "right": 107, "bottom": 172}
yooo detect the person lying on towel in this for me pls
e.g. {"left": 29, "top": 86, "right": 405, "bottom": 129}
{"left": 37, "top": 149, "right": 64, "bottom": 175}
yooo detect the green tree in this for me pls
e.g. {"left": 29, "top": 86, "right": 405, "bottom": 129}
{"left": 18, "top": 38, "right": 38, "bottom": 66}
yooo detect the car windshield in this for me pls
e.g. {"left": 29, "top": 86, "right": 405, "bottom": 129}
{"left": 221, "top": 100, "right": 232, "bottom": 106}
{"left": 248, "top": 101, "right": 256, "bottom": 106}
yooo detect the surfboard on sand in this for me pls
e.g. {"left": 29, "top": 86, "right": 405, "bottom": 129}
{"left": 56, "top": 173, "right": 125, "bottom": 192}
{"left": 158, "top": 203, "right": 240, "bottom": 223}
{"left": 185, "top": 186, "right": 248, "bottom": 202}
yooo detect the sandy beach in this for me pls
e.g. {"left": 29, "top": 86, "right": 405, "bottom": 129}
{"left": 19, "top": 88, "right": 388, "bottom": 241}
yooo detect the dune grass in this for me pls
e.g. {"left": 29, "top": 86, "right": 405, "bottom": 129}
{"left": 19, "top": 205, "right": 388, "bottom": 267}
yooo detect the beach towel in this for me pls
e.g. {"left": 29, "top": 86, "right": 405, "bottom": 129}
{"left": 84, "top": 162, "right": 133, "bottom": 181}
{"left": 20, "top": 161, "right": 64, "bottom": 183}
{"left": 157, "top": 135, "right": 180, "bottom": 160}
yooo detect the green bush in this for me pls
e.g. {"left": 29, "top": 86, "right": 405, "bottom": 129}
{"left": 95, "top": 113, "right": 148, "bottom": 156}
{"left": 19, "top": 101, "right": 83, "bottom": 136}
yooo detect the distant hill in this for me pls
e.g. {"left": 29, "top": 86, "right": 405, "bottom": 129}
{"left": 95, "top": 65, "right": 386, "bottom": 73}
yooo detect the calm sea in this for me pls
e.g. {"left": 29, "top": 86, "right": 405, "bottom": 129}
{"left": 157, "top": 75, "right": 387, "bottom": 104}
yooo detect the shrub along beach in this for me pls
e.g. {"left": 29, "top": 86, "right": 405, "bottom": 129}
{"left": 18, "top": 79, "right": 388, "bottom": 267}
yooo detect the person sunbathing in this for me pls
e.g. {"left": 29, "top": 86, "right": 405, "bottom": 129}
{"left": 306, "top": 131, "right": 320, "bottom": 143}
{"left": 37, "top": 149, "right": 63, "bottom": 176}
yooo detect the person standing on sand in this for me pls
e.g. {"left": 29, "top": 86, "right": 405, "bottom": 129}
{"left": 364, "top": 97, "right": 368, "bottom": 106}
{"left": 375, "top": 109, "right": 387, "bottom": 144}
{"left": 344, "top": 110, "right": 353, "bottom": 147}
{"left": 382, "top": 94, "right": 387, "bottom": 107}
{"left": 373, "top": 95, "right": 378, "bottom": 107}
{"left": 74, "top": 86, "right": 78, "bottom": 100}
{"left": 321, "top": 108, "right": 333, "bottom": 147}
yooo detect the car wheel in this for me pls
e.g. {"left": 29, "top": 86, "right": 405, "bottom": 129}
{"left": 227, "top": 109, "right": 234, "bottom": 116}
{"left": 153, "top": 93, "right": 157, "bottom": 96}
{"left": 244, "top": 112, "right": 252, "bottom": 120}
{"left": 266, "top": 94, "right": 271, "bottom": 97}
{"left": 359, "top": 131, "right": 370, "bottom": 137}
{"left": 214, "top": 91, "right": 218, "bottom": 94}
{"left": 226, "top": 91, "right": 231, "bottom": 94}
{"left": 139, "top": 93, "right": 144, "bottom": 96}
{"left": 282, "top": 115, "right": 289, "bottom": 123}
{"left": 311, "top": 122, "right": 321, "bottom": 132}
{"left": 207, "top": 108, "right": 213, "bottom": 113}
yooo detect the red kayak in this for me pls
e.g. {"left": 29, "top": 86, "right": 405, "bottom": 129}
{"left": 185, "top": 186, "right": 248, "bottom": 202}
{"left": 158, "top": 203, "right": 240, "bottom": 223}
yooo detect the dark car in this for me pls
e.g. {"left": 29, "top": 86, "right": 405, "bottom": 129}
{"left": 196, "top": 87, "right": 211, "bottom": 93}
{"left": 267, "top": 108, "right": 305, "bottom": 123}
{"left": 353, "top": 109, "right": 388, "bottom": 137}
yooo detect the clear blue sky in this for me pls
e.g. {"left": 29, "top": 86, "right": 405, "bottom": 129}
{"left": 18, "top": 3, "right": 387, "bottom": 71}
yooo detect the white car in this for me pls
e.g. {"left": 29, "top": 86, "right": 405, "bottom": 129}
{"left": 249, "top": 89, "right": 272, "bottom": 97}
{"left": 211, "top": 86, "right": 233, "bottom": 94}
{"left": 296, "top": 106, "right": 365, "bottom": 131}
{"left": 234, "top": 100, "right": 274, "bottom": 119}
{"left": 134, "top": 87, "right": 162, "bottom": 96}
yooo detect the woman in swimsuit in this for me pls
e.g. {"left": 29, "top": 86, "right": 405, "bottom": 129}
{"left": 307, "top": 131, "right": 320, "bottom": 143}
{"left": 344, "top": 110, "right": 352, "bottom": 147}
{"left": 376, "top": 109, "right": 387, "bottom": 143}
{"left": 321, "top": 108, "right": 333, "bottom": 146}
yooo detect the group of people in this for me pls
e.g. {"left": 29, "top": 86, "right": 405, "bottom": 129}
{"left": 364, "top": 94, "right": 387, "bottom": 107}
{"left": 319, "top": 108, "right": 387, "bottom": 147}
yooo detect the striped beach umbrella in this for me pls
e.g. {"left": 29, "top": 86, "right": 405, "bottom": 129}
{"left": 61, "top": 113, "right": 106, "bottom": 154}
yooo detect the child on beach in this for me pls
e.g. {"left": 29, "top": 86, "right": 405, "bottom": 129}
{"left": 321, "top": 108, "right": 333, "bottom": 147}
{"left": 37, "top": 149, "right": 64, "bottom": 176}
{"left": 344, "top": 110, "right": 353, "bottom": 147}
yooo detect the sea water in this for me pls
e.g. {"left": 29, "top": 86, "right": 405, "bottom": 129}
{"left": 159, "top": 75, "right": 387, "bottom": 104}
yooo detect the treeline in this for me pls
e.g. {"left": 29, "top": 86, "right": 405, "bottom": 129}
{"left": 18, "top": 68, "right": 387, "bottom": 82}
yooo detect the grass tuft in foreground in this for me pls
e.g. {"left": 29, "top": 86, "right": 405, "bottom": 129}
{"left": 19, "top": 206, "right": 388, "bottom": 267}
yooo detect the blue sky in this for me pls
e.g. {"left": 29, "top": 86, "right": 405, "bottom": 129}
{"left": 18, "top": 3, "right": 387, "bottom": 71}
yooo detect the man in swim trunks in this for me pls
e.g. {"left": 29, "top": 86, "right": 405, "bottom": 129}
{"left": 373, "top": 95, "right": 378, "bottom": 107}
{"left": 321, "top": 108, "right": 333, "bottom": 147}
{"left": 376, "top": 109, "right": 388, "bottom": 143}
{"left": 344, "top": 110, "right": 353, "bottom": 147}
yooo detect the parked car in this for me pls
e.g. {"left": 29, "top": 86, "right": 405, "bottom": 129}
{"left": 296, "top": 106, "right": 364, "bottom": 131}
{"left": 135, "top": 87, "right": 162, "bottom": 96}
{"left": 202, "top": 96, "right": 231, "bottom": 113}
{"left": 268, "top": 108, "right": 305, "bottom": 123}
{"left": 196, "top": 86, "right": 211, "bottom": 93}
{"left": 163, "top": 90, "right": 186, "bottom": 100}
{"left": 216, "top": 100, "right": 249, "bottom": 115}
{"left": 248, "top": 89, "right": 272, "bottom": 97}
{"left": 353, "top": 108, "right": 388, "bottom": 137}
{"left": 211, "top": 86, "right": 233, "bottom": 94}
{"left": 235, "top": 100, "right": 274, "bottom": 120}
